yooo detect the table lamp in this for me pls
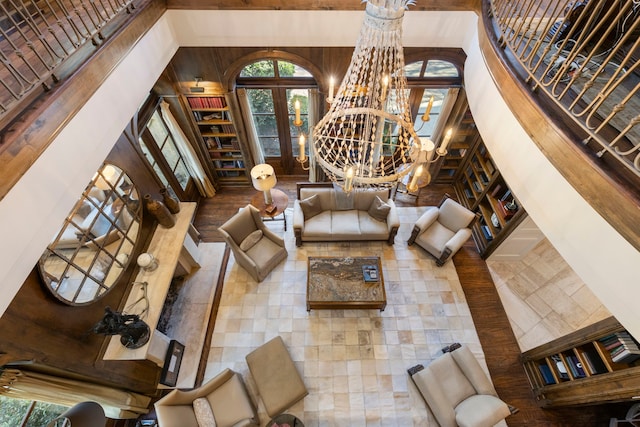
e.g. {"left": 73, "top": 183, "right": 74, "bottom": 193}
{"left": 251, "top": 164, "right": 277, "bottom": 205}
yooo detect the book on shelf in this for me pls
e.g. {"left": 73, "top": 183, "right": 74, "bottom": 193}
{"left": 538, "top": 364, "right": 555, "bottom": 385}
{"left": 472, "top": 181, "right": 482, "bottom": 192}
{"left": 479, "top": 171, "right": 490, "bottom": 184}
{"left": 464, "top": 188, "right": 475, "bottom": 200}
{"left": 580, "top": 349, "right": 608, "bottom": 375}
{"left": 187, "top": 96, "right": 226, "bottom": 109}
{"left": 612, "top": 351, "right": 640, "bottom": 364}
{"left": 551, "top": 355, "right": 569, "bottom": 380}
{"left": 480, "top": 225, "right": 493, "bottom": 241}
{"left": 566, "top": 355, "right": 586, "bottom": 378}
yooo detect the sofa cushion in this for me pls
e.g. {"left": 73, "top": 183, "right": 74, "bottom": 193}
{"left": 303, "top": 211, "right": 332, "bottom": 237}
{"left": 193, "top": 397, "right": 217, "bottom": 427}
{"left": 300, "top": 188, "right": 335, "bottom": 211}
{"left": 240, "top": 230, "right": 263, "bottom": 251}
{"left": 358, "top": 211, "right": 390, "bottom": 238}
{"left": 299, "top": 194, "right": 323, "bottom": 220}
{"left": 331, "top": 210, "right": 361, "bottom": 237}
{"left": 428, "top": 352, "right": 476, "bottom": 408}
{"left": 368, "top": 196, "right": 391, "bottom": 222}
{"left": 354, "top": 189, "right": 388, "bottom": 211}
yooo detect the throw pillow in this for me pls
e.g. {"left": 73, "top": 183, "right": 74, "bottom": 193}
{"left": 240, "top": 229, "right": 263, "bottom": 251}
{"left": 368, "top": 196, "right": 391, "bottom": 222}
{"left": 193, "top": 397, "right": 217, "bottom": 427}
{"left": 299, "top": 194, "right": 323, "bottom": 220}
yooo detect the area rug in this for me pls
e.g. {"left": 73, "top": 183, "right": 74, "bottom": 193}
{"left": 205, "top": 207, "right": 494, "bottom": 426}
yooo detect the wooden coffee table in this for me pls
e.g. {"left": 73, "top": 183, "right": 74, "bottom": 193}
{"left": 306, "top": 256, "right": 386, "bottom": 311}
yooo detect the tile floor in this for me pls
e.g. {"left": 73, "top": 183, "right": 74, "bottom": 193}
{"left": 204, "top": 207, "right": 505, "bottom": 427}
{"left": 487, "top": 238, "right": 611, "bottom": 352}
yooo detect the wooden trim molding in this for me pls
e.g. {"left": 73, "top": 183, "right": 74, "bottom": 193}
{"left": 0, "top": 0, "right": 166, "bottom": 202}
{"left": 476, "top": 2, "right": 640, "bottom": 253}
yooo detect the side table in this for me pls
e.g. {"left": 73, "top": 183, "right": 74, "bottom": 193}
{"left": 251, "top": 188, "right": 289, "bottom": 230}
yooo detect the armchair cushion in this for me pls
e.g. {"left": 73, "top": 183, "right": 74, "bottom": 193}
{"left": 193, "top": 397, "right": 217, "bottom": 427}
{"left": 299, "top": 194, "right": 323, "bottom": 220}
{"left": 439, "top": 198, "right": 477, "bottom": 231}
{"left": 154, "top": 368, "right": 257, "bottom": 427}
{"left": 239, "top": 230, "right": 262, "bottom": 251}
{"left": 409, "top": 345, "right": 511, "bottom": 427}
{"left": 368, "top": 196, "right": 391, "bottom": 222}
{"left": 409, "top": 197, "right": 477, "bottom": 266}
{"left": 455, "top": 394, "right": 510, "bottom": 427}
{"left": 220, "top": 207, "right": 256, "bottom": 245}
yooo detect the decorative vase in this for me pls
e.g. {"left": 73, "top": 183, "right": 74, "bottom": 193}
{"left": 160, "top": 187, "right": 181, "bottom": 214}
{"left": 144, "top": 194, "right": 175, "bottom": 228}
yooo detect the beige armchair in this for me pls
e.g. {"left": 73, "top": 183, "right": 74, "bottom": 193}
{"left": 154, "top": 368, "right": 258, "bottom": 427}
{"left": 409, "top": 345, "right": 514, "bottom": 427}
{"left": 407, "top": 195, "right": 478, "bottom": 266}
{"left": 218, "top": 204, "right": 288, "bottom": 282}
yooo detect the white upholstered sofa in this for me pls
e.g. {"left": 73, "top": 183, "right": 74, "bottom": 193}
{"left": 292, "top": 183, "right": 400, "bottom": 247}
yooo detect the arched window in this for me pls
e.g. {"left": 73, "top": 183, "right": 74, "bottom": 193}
{"left": 403, "top": 58, "right": 463, "bottom": 144}
{"left": 237, "top": 59, "right": 317, "bottom": 176}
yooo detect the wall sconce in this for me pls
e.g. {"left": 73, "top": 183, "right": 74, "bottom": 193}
{"left": 190, "top": 76, "right": 205, "bottom": 93}
{"left": 251, "top": 163, "right": 277, "bottom": 205}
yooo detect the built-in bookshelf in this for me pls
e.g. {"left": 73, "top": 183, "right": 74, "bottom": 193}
{"left": 453, "top": 139, "right": 525, "bottom": 258}
{"left": 185, "top": 95, "right": 249, "bottom": 185}
{"left": 522, "top": 317, "right": 640, "bottom": 407}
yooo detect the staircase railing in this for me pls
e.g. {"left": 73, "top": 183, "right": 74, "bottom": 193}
{"left": 488, "top": 0, "right": 640, "bottom": 181}
{"left": 0, "top": 0, "right": 135, "bottom": 121}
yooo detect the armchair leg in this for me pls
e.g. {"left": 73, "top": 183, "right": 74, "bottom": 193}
{"left": 441, "top": 342, "right": 461, "bottom": 353}
{"left": 407, "top": 226, "right": 420, "bottom": 246}
{"left": 509, "top": 405, "right": 519, "bottom": 415}
{"left": 407, "top": 364, "right": 424, "bottom": 376}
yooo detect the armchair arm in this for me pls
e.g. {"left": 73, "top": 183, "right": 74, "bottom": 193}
{"left": 386, "top": 199, "right": 400, "bottom": 245}
{"left": 436, "top": 228, "right": 473, "bottom": 266}
{"left": 261, "top": 225, "right": 285, "bottom": 248}
{"left": 408, "top": 207, "right": 438, "bottom": 245}
{"left": 451, "top": 346, "right": 499, "bottom": 397}
{"left": 156, "top": 368, "right": 235, "bottom": 406}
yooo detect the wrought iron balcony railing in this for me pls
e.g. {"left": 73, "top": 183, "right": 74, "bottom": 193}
{"left": 0, "top": 0, "right": 135, "bottom": 122}
{"left": 488, "top": 0, "right": 640, "bottom": 181}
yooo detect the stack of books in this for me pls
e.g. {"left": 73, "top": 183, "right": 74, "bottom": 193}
{"left": 600, "top": 332, "right": 640, "bottom": 364}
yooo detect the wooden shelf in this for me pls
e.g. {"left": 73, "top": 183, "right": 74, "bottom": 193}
{"left": 521, "top": 317, "right": 640, "bottom": 407}
{"left": 453, "top": 135, "right": 524, "bottom": 258}
{"left": 185, "top": 94, "right": 249, "bottom": 186}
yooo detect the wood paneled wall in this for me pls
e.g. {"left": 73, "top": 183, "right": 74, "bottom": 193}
{"left": 0, "top": 113, "right": 171, "bottom": 394}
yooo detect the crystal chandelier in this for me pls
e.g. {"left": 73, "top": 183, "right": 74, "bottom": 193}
{"left": 308, "top": 0, "right": 448, "bottom": 193}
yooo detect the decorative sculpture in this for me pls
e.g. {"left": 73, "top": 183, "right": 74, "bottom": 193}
{"left": 92, "top": 307, "right": 150, "bottom": 349}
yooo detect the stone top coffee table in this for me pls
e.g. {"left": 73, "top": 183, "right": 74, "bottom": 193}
{"left": 306, "top": 256, "right": 386, "bottom": 311}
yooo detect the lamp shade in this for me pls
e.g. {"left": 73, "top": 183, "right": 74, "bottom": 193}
{"left": 251, "top": 164, "right": 277, "bottom": 192}
{"left": 48, "top": 401, "right": 106, "bottom": 427}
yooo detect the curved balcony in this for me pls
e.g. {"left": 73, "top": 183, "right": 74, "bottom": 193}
{"left": 479, "top": 0, "right": 640, "bottom": 253}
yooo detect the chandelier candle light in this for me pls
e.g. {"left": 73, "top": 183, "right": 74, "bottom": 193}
{"left": 310, "top": 0, "right": 450, "bottom": 193}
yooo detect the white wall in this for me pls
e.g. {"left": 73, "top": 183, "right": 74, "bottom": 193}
{"left": 0, "top": 14, "right": 179, "bottom": 316}
{"left": 1, "top": 8, "right": 638, "bottom": 341}
{"left": 463, "top": 27, "right": 640, "bottom": 339}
